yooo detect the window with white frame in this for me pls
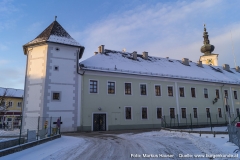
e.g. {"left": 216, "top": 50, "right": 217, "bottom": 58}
{"left": 140, "top": 84, "right": 147, "bottom": 95}
{"left": 157, "top": 108, "right": 162, "bottom": 119}
{"left": 155, "top": 85, "right": 161, "bottom": 96}
{"left": 204, "top": 88, "right": 208, "bottom": 98}
{"left": 8, "top": 102, "right": 13, "bottom": 107}
{"left": 206, "top": 108, "right": 210, "bottom": 118}
{"left": 216, "top": 89, "right": 220, "bottom": 99}
{"left": 179, "top": 87, "right": 185, "bottom": 97}
{"left": 181, "top": 108, "right": 186, "bottom": 118}
{"left": 17, "top": 102, "right": 22, "bottom": 107}
{"left": 90, "top": 80, "right": 98, "bottom": 93}
{"left": 237, "top": 108, "right": 240, "bottom": 116}
{"left": 234, "top": 91, "right": 238, "bottom": 100}
{"left": 193, "top": 108, "right": 198, "bottom": 118}
{"left": 224, "top": 90, "right": 228, "bottom": 98}
{"left": 125, "top": 107, "right": 132, "bottom": 119}
{"left": 108, "top": 81, "right": 115, "bottom": 94}
{"left": 218, "top": 108, "right": 222, "bottom": 118}
{"left": 168, "top": 86, "right": 173, "bottom": 97}
{"left": 170, "top": 108, "right": 175, "bottom": 118}
{"left": 142, "top": 107, "right": 148, "bottom": 119}
{"left": 125, "top": 83, "right": 131, "bottom": 95}
{"left": 191, "top": 88, "right": 196, "bottom": 98}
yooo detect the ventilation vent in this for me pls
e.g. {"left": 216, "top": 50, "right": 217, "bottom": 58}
{"left": 223, "top": 64, "right": 230, "bottom": 71}
{"left": 133, "top": 51, "right": 137, "bottom": 60}
{"left": 197, "top": 61, "right": 203, "bottom": 67}
{"left": 182, "top": 58, "right": 189, "bottom": 66}
{"left": 142, "top": 51, "right": 148, "bottom": 60}
{"left": 236, "top": 66, "right": 240, "bottom": 73}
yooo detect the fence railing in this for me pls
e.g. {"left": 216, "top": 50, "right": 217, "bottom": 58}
{"left": 0, "top": 116, "right": 61, "bottom": 150}
{"left": 228, "top": 125, "right": 240, "bottom": 152}
{"left": 161, "top": 112, "right": 237, "bottom": 129}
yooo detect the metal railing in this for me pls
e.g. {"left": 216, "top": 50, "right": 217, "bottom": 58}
{"left": 228, "top": 124, "right": 240, "bottom": 153}
{"left": 161, "top": 112, "right": 236, "bottom": 130}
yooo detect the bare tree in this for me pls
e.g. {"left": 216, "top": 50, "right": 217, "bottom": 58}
{"left": 0, "top": 88, "right": 11, "bottom": 113}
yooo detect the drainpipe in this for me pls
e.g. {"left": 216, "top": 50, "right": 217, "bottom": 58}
{"left": 174, "top": 82, "right": 180, "bottom": 123}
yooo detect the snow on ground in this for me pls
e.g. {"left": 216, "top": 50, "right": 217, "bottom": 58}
{"left": 1, "top": 127, "right": 239, "bottom": 160}
{"left": 0, "top": 129, "right": 20, "bottom": 136}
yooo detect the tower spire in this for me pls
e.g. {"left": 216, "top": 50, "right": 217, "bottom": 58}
{"left": 200, "top": 24, "right": 214, "bottom": 55}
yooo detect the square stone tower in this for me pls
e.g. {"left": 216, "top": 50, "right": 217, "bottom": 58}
{"left": 22, "top": 18, "right": 84, "bottom": 131}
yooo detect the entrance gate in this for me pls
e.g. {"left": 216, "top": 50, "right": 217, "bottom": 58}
{"left": 93, "top": 114, "right": 106, "bottom": 131}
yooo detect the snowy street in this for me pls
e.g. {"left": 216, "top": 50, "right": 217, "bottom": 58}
{"left": 1, "top": 128, "right": 239, "bottom": 160}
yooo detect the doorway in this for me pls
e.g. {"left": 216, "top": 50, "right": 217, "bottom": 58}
{"left": 93, "top": 114, "right": 106, "bottom": 131}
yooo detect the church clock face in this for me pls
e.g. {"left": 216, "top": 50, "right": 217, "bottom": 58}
{"left": 206, "top": 58, "right": 213, "bottom": 65}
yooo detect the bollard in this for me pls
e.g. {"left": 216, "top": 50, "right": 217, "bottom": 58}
{"left": 200, "top": 130, "right": 201, "bottom": 137}
{"left": 214, "top": 131, "right": 216, "bottom": 137}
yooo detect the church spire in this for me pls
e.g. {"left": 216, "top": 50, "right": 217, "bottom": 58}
{"left": 200, "top": 24, "right": 215, "bottom": 55}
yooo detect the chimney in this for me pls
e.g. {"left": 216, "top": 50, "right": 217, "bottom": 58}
{"left": 98, "top": 45, "right": 105, "bottom": 53}
{"left": 197, "top": 61, "right": 202, "bottom": 67}
{"left": 182, "top": 58, "right": 189, "bottom": 66}
{"left": 94, "top": 52, "right": 98, "bottom": 55}
{"left": 236, "top": 66, "right": 240, "bottom": 72}
{"left": 166, "top": 57, "right": 169, "bottom": 59}
{"left": 133, "top": 51, "right": 137, "bottom": 60}
{"left": 223, "top": 64, "right": 230, "bottom": 71}
{"left": 142, "top": 51, "right": 148, "bottom": 60}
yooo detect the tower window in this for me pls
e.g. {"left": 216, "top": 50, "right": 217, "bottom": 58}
{"left": 52, "top": 92, "right": 61, "bottom": 101}
{"left": 54, "top": 66, "right": 59, "bottom": 71}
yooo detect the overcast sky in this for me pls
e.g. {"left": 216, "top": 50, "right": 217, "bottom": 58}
{"left": 1, "top": 0, "right": 240, "bottom": 89}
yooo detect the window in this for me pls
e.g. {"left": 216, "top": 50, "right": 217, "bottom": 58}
{"left": 90, "top": 80, "right": 98, "bottom": 93}
{"left": 1, "top": 101, "right": 5, "bottom": 106}
{"left": 140, "top": 84, "right": 147, "bottom": 95}
{"left": 52, "top": 92, "right": 60, "bottom": 100}
{"left": 142, "top": 107, "right": 148, "bottom": 119}
{"left": 204, "top": 88, "right": 208, "bottom": 98}
{"left": 237, "top": 108, "right": 240, "bottom": 116}
{"left": 125, "top": 83, "right": 131, "bottom": 95}
{"left": 54, "top": 66, "right": 59, "bottom": 71}
{"left": 17, "top": 102, "right": 22, "bottom": 107}
{"left": 218, "top": 108, "right": 222, "bottom": 118}
{"left": 179, "top": 87, "right": 185, "bottom": 97}
{"left": 206, "top": 108, "right": 210, "bottom": 118}
{"left": 224, "top": 90, "right": 228, "bottom": 98}
{"left": 8, "top": 102, "right": 13, "bottom": 107}
{"left": 234, "top": 91, "right": 238, "bottom": 100}
{"left": 170, "top": 108, "right": 175, "bottom": 118}
{"left": 108, "top": 81, "right": 115, "bottom": 94}
{"left": 193, "top": 108, "right": 198, "bottom": 118}
{"left": 155, "top": 85, "right": 161, "bottom": 96}
{"left": 216, "top": 89, "right": 220, "bottom": 99}
{"left": 191, "top": 88, "right": 196, "bottom": 98}
{"left": 168, "top": 86, "right": 173, "bottom": 97}
{"left": 157, "top": 108, "right": 162, "bottom": 119}
{"left": 181, "top": 108, "right": 186, "bottom": 118}
{"left": 125, "top": 107, "right": 132, "bottom": 119}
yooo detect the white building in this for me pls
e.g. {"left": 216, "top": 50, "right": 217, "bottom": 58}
{"left": 22, "top": 20, "right": 240, "bottom": 132}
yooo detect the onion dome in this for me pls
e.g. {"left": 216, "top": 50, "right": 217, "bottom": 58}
{"left": 200, "top": 24, "right": 215, "bottom": 55}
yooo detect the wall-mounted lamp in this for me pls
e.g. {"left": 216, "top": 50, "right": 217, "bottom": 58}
{"left": 212, "top": 98, "right": 218, "bottom": 104}
{"left": 98, "top": 107, "right": 102, "bottom": 111}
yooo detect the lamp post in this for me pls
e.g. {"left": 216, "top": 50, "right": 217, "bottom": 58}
{"left": 225, "top": 96, "right": 231, "bottom": 125}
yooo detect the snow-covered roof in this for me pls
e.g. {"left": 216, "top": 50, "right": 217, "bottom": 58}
{"left": 0, "top": 87, "right": 24, "bottom": 98}
{"left": 80, "top": 49, "right": 240, "bottom": 85}
{"left": 23, "top": 20, "right": 81, "bottom": 47}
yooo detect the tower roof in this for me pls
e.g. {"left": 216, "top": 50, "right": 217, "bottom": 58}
{"left": 200, "top": 24, "right": 215, "bottom": 55}
{"left": 23, "top": 20, "right": 81, "bottom": 47}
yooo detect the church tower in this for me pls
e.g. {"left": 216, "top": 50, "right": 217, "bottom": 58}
{"left": 199, "top": 25, "right": 218, "bottom": 66}
{"left": 22, "top": 17, "right": 84, "bottom": 131}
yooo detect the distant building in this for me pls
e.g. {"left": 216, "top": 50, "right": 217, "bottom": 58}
{"left": 0, "top": 87, "right": 24, "bottom": 128}
{"left": 22, "top": 19, "right": 240, "bottom": 132}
